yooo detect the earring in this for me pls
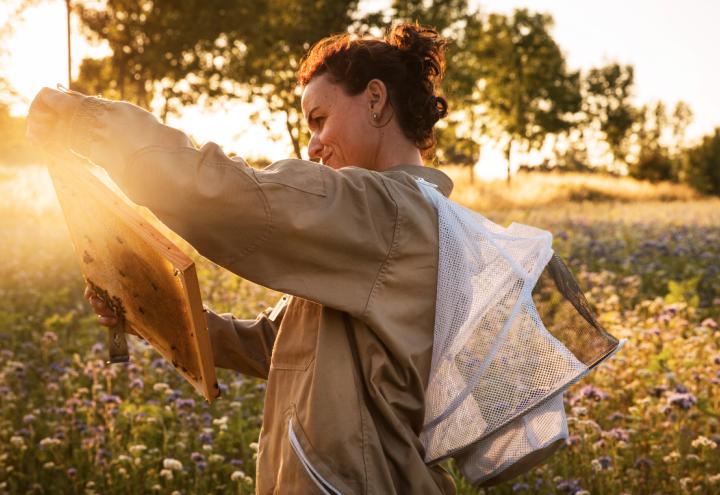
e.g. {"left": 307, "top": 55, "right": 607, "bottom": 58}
{"left": 372, "top": 112, "right": 378, "bottom": 121}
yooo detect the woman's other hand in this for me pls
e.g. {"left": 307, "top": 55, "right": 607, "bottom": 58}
{"left": 83, "top": 285, "right": 119, "bottom": 327}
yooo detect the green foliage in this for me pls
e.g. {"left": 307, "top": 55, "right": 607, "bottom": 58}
{"left": 582, "top": 63, "right": 636, "bottom": 165}
{"left": 471, "top": 9, "right": 582, "bottom": 183}
{"left": 664, "top": 276, "right": 701, "bottom": 308}
{"left": 681, "top": 128, "right": 720, "bottom": 195}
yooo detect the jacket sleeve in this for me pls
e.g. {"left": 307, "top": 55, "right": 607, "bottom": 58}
{"left": 204, "top": 295, "right": 289, "bottom": 380}
{"left": 66, "top": 96, "right": 398, "bottom": 318}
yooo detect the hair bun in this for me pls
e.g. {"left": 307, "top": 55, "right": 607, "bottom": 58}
{"left": 387, "top": 23, "right": 446, "bottom": 82}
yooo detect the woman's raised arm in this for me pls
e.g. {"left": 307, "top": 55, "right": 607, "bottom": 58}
{"left": 29, "top": 89, "right": 399, "bottom": 318}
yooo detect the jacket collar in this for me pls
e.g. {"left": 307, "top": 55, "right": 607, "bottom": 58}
{"left": 383, "top": 164, "right": 454, "bottom": 198}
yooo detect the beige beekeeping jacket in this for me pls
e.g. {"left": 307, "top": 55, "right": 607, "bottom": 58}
{"left": 64, "top": 97, "right": 457, "bottom": 494}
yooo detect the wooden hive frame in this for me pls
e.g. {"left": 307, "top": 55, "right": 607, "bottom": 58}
{"left": 48, "top": 155, "right": 220, "bottom": 402}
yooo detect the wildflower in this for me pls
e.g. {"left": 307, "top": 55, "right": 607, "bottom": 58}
{"left": 667, "top": 392, "right": 697, "bottom": 410}
{"left": 686, "top": 454, "right": 700, "bottom": 462}
{"left": 176, "top": 398, "right": 195, "bottom": 409}
{"left": 701, "top": 318, "right": 718, "bottom": 329}
{"left": 22, "top": 414, "right": 36, "bottom": 424}
{"left": 66, "top": 467, "right": 77, "bottom": 478}
{"left": 91, "top": 343, "right": 104, "bottom": 355}
{"left": 39, "top": 437, "right": 62, "bottom": 448}
{"left": 43, "top": 462, "right": 55, "bottom": 469}
{"left": 634, "top": 457, "right": 653, "bottom": 469}
{"left": 230, "top": 458, "right": 244, "bottom": 467}
{"left": 159, "top": 469, "right": 173, "bottom": 481}
{"left": 512, "top": 482, "right": 529, "bottom": 492}
{"left": 10, "top": 436, "right": 25, "bottom": 448}
{"left": 709, "top": 473, "right": 720, "bottom": 484}
{"left": 129, "top": 444, "right": 147, "bottom": 456}
{"left": 691, "top": 436, "right": 717, "bottom": 449}
{"left": 209, "top": 454, "right": 225, "bottom": 463}
{"left": 41, "top": 331, "right": 58, "bottom": 345}
{"left": 663, "top": 451, "right": 681, "bottom": 463}
{"left": 153, "top": 382, "right": 169, "bottom": 393}
{"left": 190, "top": 452, "right": 205, "bottom": 463}
{"left": 163, "top": 458, "right": 183, "bottom": 471}
{"left": 556, "top": 478, "right": 583, "bottom": 493}
{"left": 249, "top": 442, "right": 259, "bottom": 452}
{"left": 129, "top": 378, "right": 144, "bottom": 390}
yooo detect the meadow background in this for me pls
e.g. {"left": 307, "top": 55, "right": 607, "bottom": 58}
{"left": 0, "top": 165, "right": 718, "bottom": 495}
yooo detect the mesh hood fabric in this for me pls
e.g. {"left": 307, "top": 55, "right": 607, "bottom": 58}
{"left": 414, "top": 177, "right": 625, "bottom": 485}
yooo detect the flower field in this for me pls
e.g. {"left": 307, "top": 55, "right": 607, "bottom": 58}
{"left": 0, "top": 166, "right": 719, "bottom": 494}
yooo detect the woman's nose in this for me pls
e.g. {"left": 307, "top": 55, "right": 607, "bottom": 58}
{"left": 307, "top": 134, "right": 323, "bottom": 162}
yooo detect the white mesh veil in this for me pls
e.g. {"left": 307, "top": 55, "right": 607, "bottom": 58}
{"left": 414, "top": 177, "right": 626, "bottom": 486}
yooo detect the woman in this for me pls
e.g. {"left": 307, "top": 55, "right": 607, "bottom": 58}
{"left": 29, "top": 23, "right": 458, "bottom": 493}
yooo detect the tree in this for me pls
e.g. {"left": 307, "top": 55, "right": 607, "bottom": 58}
{"left": 74, "top": 0, "right": 246, "bottom": 117}
{"left": 680, "top": 128, "right": 720, "bottom": 195}
{"left": 581, "top": 63, "right": 636, "bottom": 171}
{"left": 217, "top": 0, "right": 359, "bottom": 159}
{"left": 472, "top": 9, "right": 581, "bottom": 185}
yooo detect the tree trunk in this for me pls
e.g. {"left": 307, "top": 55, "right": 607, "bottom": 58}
{"left": 286, "top": 112, "right": 302, "bottom": 159}
{"left": 505, "top": 139, "right": 513, "bottom": 186}
{"left": 65, "top": 0, "right": 72, "bottom": 89}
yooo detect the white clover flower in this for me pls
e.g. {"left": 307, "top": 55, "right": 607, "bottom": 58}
{"left": 153, "top": 383, "right": 169, "bottom": 392}
{"left": 10, "top": 436, "right": 24, "bottom": 448}
{"left": 43, "top": 462, "right": 55, "bottom": 469}
{"left": 159, "top": 469, "right": 173, "bottom": 481}
{"left": 129, "top": 444, "right": 147, "bottom": 456}
{"left": 209, "top": 454, "right": 225, "bottom": 463}
{"left": 231, "top": 470, "right": 246, "bottom": 482}
{"left": 691, "top": 436, "right": 717, "bottom": 449}
{"left": 249, "top": 442, "right": 259, "bottom": 452}
{"left": 213, "top": 416, "right": 229, "bottom": 427}
{"left": 663, "top": 451, "right": 681, "bottom": 463}
{"left": 39, "top": 437, "right": 62, "bottom": 448}
{"left": 151, "top": 484, "right": 162, "bottom": 492}
{"left": 163, "top": 458, "right": 183, "bottom": 471}
{"left": 117, "top": 455, "right": 132, "bottom": 464}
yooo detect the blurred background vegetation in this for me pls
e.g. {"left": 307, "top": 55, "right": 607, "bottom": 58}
{"left": 0, "top": 0, "right": 718, "bottom": 194}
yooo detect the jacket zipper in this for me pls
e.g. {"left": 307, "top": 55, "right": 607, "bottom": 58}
{"left": 288, "top": 419, "right": 342, "bottom": 495}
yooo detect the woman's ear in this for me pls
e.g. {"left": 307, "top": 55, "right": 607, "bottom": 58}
{"left": 365, "top": 79, "right": 388, "bottom": 113}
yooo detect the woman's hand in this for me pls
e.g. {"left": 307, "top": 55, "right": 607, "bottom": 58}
{"left": 26, "top": 87, "right": 84, "bottom": 148}
{"left": 83, "top": 285, "right": 119, "bottom": 327}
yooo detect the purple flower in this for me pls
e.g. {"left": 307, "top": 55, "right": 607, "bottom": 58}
{"left": 556, "top": 478, "right": 583, "bottom": 494}
{"left": 130, "top": 378, "right": 144, "bottom": 390}
{"left": 597, "top": 455, "right": 612, "bottom": 469}
{"left": 99, "top": 394, "right": 122, "bottom": 405}
{"left": 190, "top": 452, "right": 205, "bottom": 463}
{"left": 91, "top": 343, "right": 104, "bottom": 355}
{"left": 199, "top": 432, "right": 213, "bottom": 445}
{"left": 667, "top": 392, "right": 697, "bottom": 410}
{"left": 66, "top": 467, "right": 77, "bottom": 478}
{"left": 570, "top": 384, "right": 608, "bottom": 405}
{"left": 230, "top": 458, "right": 244, "bottom": 466}
{"left": 176, "top": 398, "right": 196, "bottom": 410}
{"left": 634, "top": 457, "right": 653, "bottom": 469}
{"left": 23, "top": 414, "right": 36, "bottom": 424}
{"left": 512, "top": 482, "right": 530, "bottom": 492}
{"left": 608, "top": 427, "right": 630, "bottom": 442}
{"left": 675, "top": 383, "right": 688, "bottom": 393}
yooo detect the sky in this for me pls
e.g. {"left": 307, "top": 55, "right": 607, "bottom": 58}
{"left": 1, "top": 0, "right": 719, "bottom": 179}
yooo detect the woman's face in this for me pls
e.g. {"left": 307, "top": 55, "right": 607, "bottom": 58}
{"left": 301, "top": 73, "right": 378, "bottom": 170}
